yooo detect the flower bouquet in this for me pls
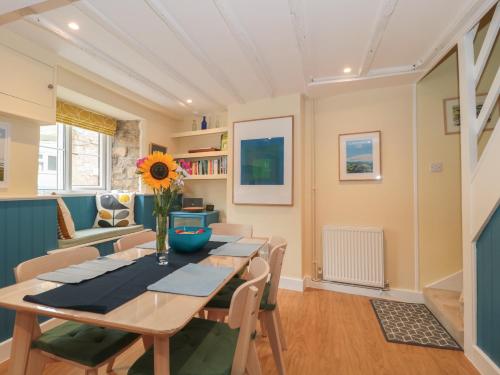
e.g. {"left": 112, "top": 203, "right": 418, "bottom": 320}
{"left": 136, "top": 152, "right": 187, "bottom": 265}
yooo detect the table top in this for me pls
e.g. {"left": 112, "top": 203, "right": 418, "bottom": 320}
{"left": 0, "top": 238, "right": 266, "bottom": 336}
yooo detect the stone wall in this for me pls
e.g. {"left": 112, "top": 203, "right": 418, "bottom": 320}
{"left": 112, "top": 120, "right": 140, "bottom": 191}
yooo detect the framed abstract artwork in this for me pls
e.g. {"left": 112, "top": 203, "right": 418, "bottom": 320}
{"left": 339, "top": 131, "right": 381, "bottom": 181}
{"left": 0, "top": 123, "right": 9, "bottom": 188}
{"left": 443, "top": 94, "right": 499, "bottom": 134}
{"left": 233, "top": 116, "right": 293, "bottom": 205}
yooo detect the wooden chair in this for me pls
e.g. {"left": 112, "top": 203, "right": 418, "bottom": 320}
{"left": 128, "top": 257, "right": 270, "bottom": 375}
{"left": 14, "top": 247, "right": 141, "bottom": 375}
{"left": 209, "top": 223, "right": 253, "bottom": 238}
{"left": 114, "top": 230, "right": 156, "bottom": 252}
{"left": 205, "top": 236, "right": 288, "bottom": 375}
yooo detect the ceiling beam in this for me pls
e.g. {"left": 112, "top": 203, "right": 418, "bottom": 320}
{"left": 358, "top": 0, "right": 398, "bottom": 76}
{"left": 0, "top": 0, "right": 76, "bottom": 26}
{"left": 416, "top": 0, "right": 498, "bottom": 77}
{"left": 75, "top": 1, "right": 224, "bottom": 111}
{"left": 309, "top": 68, "right": 423, "bottom": 86}
{"left": 144, "top": 0, "right": 245, "bottom": 104}
{"left": 288, "top": 0, "right": 310, "bottom": 89}
{"left": 212, "top": 0, "right": 274, "bottom": 97}
{"left": 24, "top": 15, "right": 188, "bottom": 110}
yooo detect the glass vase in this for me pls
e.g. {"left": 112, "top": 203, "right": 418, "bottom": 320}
{"left": 156, "top": 214, "right": 169, "bottom": 265}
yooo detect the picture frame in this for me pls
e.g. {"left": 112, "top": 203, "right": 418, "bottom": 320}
{"left": 233, "top": 115, "right": 293, "bottom": 206}
{"left": 443, "top": 94, "right": 499, "bottom": 135}
{"left": 339, "top": 131, "right": 381, "bottom": 181}
{"left": 149, "top": 143, "right": 167, "bottom": 154}
{"left": 0, "top": 123, "right": 10, "bottom": 188}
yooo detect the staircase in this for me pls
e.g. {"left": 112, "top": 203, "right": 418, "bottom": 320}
{"left": 423, "top": 287, "right": 464, "bottom": 348}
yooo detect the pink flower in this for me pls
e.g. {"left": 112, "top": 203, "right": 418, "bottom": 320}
{"left": 136, "top": 157, "right": 147, "bottom": 168}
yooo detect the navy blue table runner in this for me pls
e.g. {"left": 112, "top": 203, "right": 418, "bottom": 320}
{"left": 24, "top": 241, "right": 226, "bottom": 314}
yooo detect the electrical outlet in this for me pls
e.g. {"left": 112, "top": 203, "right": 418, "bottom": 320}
{"left": 430, "top": 162, "right": 443, "bottom": 173}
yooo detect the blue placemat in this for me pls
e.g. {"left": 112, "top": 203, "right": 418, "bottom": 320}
{"left": 24, "top": 241, "right": 226, "bottom": 314}
{"left": 210, "top": 234, "right": 243, "bottom": 243}
{"left": 209, "top": 242, "right": 261, "bottom": 257}
{"left": 147, "top": 263, "right": 233, "bottom": 297}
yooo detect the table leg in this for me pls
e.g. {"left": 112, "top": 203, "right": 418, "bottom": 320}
{"left": 154, "top": 335, "right": 170, "bottom": 375}
{"left": 8, "top": 311, "right": 37, "bottom": 375}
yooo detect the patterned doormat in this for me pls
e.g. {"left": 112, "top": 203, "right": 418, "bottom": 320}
{"left": 370, "top": 299, "right": 461, "bottom": 350}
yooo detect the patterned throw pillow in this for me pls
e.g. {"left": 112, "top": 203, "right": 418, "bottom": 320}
{"left": 94, "top": 192, "right": 136, "bottom": 228}
{"left": 56, "top": 197, "right": 76, "bottom": 239}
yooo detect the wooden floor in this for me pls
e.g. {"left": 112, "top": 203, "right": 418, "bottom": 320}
{"left": 0, "top": 288, "right": 479, "bottom": 375}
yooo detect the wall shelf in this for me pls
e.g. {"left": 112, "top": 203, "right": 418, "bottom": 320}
{"left": 174, "top": 151, "right": 228, "bottom": 159}
{"left": 186, "top": 174, "right": 227, "bottom": 180}
{"left": 171, "top": 127, "right": 228, "bottom": 138}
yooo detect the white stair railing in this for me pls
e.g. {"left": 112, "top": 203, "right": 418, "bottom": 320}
{"left": 457, "top": 1, "right": 500, "bottom": 373}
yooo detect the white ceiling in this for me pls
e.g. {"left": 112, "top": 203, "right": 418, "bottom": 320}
{"left": 0, "top": 0, "right": 484, "bottom": 115}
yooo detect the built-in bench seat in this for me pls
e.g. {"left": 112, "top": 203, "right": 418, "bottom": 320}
{"left": 57, "top": 224, "right": 145, "bottom": 249}
{"left": 55, "top": 194, "right": 155, "bottom": 255}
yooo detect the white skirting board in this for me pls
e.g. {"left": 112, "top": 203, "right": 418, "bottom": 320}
{"left": 425, "top": 270, "right": 463, "bottom": 292}
{"left": 279, "top": 276, "right": 305, "bottom": 292}
{"left": 304, "top": 277, "right": 425, "bottom": 304}
{"left": 467, "top": 345, "right": 500, "bottom": 375}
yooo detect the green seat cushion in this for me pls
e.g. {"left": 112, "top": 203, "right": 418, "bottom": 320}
{"left": 129, "top": 318, "right": 238, "bottom": 375}
{"left": 58, "top": 225, "right": 144, "bottom": 248}
{"left": 206, "top": 278, "right": 275, "bottom": 311}
{"left": 32, "top": 321, "right": 139, "bottom": 367}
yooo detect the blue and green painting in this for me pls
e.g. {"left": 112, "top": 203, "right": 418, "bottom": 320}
{"left": 241, "top": 137, "right": 284, "bottom": 185}
{"left": 346, "top": 138, "right": 373, "bottom": 174}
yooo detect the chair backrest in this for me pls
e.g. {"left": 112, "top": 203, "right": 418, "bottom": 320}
{"left": 14, "top": 247, "right": 100, "bottom": 283}
{"left": 209, "top": 223, "right": 253, "bottom": 238}
{"left": 227, "top": 257, "right": 269, "bottom": 374}
{"left": 114, "top": 231, "right": 156, "bottom": 252}
{"left": 266, "top": 237, "right": 287, "bottom": 305}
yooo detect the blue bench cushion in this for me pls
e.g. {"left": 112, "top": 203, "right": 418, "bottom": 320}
{"left": 58, "top": 225, "right": 144, "bottom": 248}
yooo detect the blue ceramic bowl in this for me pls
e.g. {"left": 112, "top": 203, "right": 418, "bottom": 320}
{"left": 168, "top": 226, "right": 212, "bottom": 253}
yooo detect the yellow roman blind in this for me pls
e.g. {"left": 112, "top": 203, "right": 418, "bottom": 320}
{"left": 56, "top": 100, "right": 117, "bottom": 136}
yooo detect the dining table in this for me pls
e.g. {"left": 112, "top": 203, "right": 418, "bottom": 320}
{"left": 0, "top": 237, "right": 267, "bottom": 375}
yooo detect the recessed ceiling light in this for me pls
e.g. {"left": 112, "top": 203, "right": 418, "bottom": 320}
{"left": 186, "top": 99, "right": 193, "bottom": 104}
{"left": 343, "top": 67, "right": 352, "bottom": 74}
{"left": 68, "top": 22, "right": 80, "bottom": 30}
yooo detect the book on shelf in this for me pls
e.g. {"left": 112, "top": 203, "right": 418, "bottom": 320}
{"left": 179, "top": 156, "right": 227, "bottom": 177}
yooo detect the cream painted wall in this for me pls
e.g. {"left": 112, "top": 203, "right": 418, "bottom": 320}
{"left": 416, "top": 24, "right": 499, "bottom": 288}
{"left": 416, "top": 54, "right": 462, "bottom": 289}
{"left": 0, "top": 114, "right": 39, "bottom": 196}
{"left": 311, "top": 86, "right": 415, "bottom": 290}
{"left": 226, "top": 94, "right": 304, "bottom": 279}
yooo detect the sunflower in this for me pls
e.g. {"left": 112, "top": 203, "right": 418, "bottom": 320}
{"left": 137, "top": 152, "right": 178, "bottom": 190}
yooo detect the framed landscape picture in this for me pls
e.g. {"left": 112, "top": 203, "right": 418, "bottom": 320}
{"left": 443, "top": 94, "right": 499, "bottom": 134}
{"left": 233, "top": 116, "right": 293, "bottom": 205}
{"left": 339, "top": 131, "right": 381, "bottom": 181}
{"left": 150, "top": 143, "right": 167, "bottom": 154}
{"left": 0, "top": 123, "right": 9, "bottom": 188}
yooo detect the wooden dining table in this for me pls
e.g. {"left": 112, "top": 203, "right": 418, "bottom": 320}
{"left": 0, "top": 237, "right": 267, "bottom": 375}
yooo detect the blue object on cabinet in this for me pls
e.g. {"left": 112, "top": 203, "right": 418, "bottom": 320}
{"left": 169, "top": 211, "right": 219, "bottom": 228}
{"left": 201, "top": 116, "right": 208, "bottom": 130}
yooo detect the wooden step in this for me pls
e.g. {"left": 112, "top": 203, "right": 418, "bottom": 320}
{"left": 423, "top": 287, "right": 464, "bottom": 347}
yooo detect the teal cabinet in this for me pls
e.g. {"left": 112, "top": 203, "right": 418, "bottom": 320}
{"left": 169, "top": 211, "right": 219, "bottom": 228}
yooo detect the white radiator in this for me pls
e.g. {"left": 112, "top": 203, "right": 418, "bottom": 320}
{"left": 322, "top": 225, "right": 385, "bottom": 288}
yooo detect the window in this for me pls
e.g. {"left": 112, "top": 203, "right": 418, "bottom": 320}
{"left": 38, "top": 123, "right": 110, "bottom": 191}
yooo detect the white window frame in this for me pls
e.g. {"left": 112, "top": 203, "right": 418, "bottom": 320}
{"left": 38, "top": 123, "right": 111, "bottom": 192}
